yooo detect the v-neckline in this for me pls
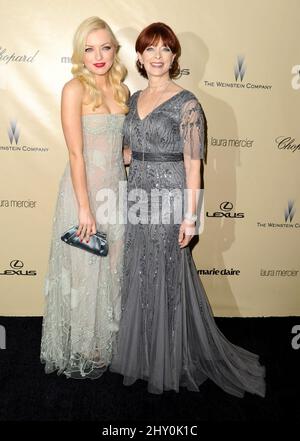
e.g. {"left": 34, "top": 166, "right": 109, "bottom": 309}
{"left": 136, "top": 89, "right": 186, "bottom": 122}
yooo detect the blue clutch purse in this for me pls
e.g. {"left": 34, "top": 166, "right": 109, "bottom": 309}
{"left": 61, "top": 225, "right": 108, "bottom": 257}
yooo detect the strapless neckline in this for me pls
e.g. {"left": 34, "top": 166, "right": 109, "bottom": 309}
{"left": 81, "top": 113, "right": 125, "bottom": 118}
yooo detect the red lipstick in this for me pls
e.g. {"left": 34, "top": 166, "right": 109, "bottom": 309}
{"left": 93, "top": 62, "right": 106, "bottom": 68}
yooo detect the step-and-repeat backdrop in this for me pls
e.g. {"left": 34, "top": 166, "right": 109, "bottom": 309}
{"left": 0, "top": 0, "right": 299, "bottom": 316}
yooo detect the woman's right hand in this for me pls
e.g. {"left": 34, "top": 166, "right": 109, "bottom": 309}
{"left": 77, "top": 207, "right": 97, "bottom": 243}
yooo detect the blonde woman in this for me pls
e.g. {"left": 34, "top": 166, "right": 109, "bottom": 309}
{"left": 40, "top": 17, "right": 129, "bottom": 379}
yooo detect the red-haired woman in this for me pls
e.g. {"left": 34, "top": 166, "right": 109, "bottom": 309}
{"left": 111, "top": 23, "right": 266, "bottom": 398}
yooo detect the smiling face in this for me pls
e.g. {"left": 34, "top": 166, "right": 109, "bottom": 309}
{"left": 83, "top": 28, "right": 116, "bottom": 76}
{"left": 138, "top": 38, "right": 175, "bottom": 79}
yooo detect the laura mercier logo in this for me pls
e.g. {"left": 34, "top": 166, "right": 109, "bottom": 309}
{"left": 275, "top": 136, "right": 300, "bottom": 153}
{"left": 206, "top": 201, "right": 245, "bottom": 219}
{"left": 260, "top": 268, "right": 299, "bottom": 277}
{"left": 0, "top": 198, "right": 37, "bottom": 208}
{"left": 210, "top": 137, "right": 254, "bottom": 148}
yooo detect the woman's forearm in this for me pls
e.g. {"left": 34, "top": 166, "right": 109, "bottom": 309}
{"left": 69, "top": 152, "right": 90, "bottom": 210}
{"left": 185, "top": 159, "right": 201, "bottom": 217}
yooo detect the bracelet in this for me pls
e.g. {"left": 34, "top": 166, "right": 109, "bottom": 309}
{"left": 184, "top": 213, "right": 197, "bottom": 223}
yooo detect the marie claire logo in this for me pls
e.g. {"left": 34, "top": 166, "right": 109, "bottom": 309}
{"left": 291, "top": 65, "right": 300, "bottom": 90}
{"left": 206, "top": 201, "right": 245, "bottom": 219}
{"left": 257, "top": 200, "right": 300, "bottom": 229}
{"left": 0, "top": 120, "right": 49, "bottom": 153}
{"left": 0, "top": 260, "right": 37, "bottom": 276}
{"left": 0, "top": 47, "right": 39, "bottom": 64}
{"left": 197, "top": 268, "right": 240, "bottom": 276}
{"left": 61, "top": 56, "right": 71, "bottom": 63}
{"left": 204, "top": 56, "right": 272, "bottom": 91}
{"left": 211, "top": 136, "right": 254, "bottom": 148}
{"left": 275, "top": 136, "right": 300, "bottom": 153}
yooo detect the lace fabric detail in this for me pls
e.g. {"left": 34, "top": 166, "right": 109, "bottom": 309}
{"left": 41, "top": 114, "right": 126, "bottom": 379}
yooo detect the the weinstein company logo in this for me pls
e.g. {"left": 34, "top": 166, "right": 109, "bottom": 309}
{"left": 206, "top": 201, "right": 245, "bottom": 219}
{"left": 8, "top": 120, "right": 20, "bottom": 145}
{"left": 291, "top": 65, "right": 300, "bottom": 90}
{"left": 0, "top": 119, "right": 49, "bottom": 153}
{"left": 285, "top": 200, "right": 295, "bottom": 223}
{"left": 0, "top": 260, "right": 37, "bottom": 276}
{"left": 204, "top": 56, "right": 272, "bottom": 91}
{"left": 234, "top": 56, "right": 246, "bottom": 81}
{"left": 257, "top": 201, "right": 300, "bottom": 228}
{"left": 275, "top": 136, "right": 300, "bottom": 153}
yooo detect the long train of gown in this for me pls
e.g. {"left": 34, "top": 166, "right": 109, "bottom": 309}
{"left": 110, "top": 90, "right": 266, "bottom": 397}
{"left": 41, "top": 114, "right": 126, "bottom": 379}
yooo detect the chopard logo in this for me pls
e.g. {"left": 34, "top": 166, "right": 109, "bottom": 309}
{"left": 275, "top": 136, "right": 300, "bottom": 153}
{"left": 0, "top": 47, "right": 39, "bottom": 64}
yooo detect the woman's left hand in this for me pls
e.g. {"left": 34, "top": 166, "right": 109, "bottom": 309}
{"left": 178, "top": 219, "right": 196, "bottom": 249}
{"left": 123, "top": 148, "right": 132, "bottom": 165}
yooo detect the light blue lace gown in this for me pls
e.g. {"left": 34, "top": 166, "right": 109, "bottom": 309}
{"left": 110, "top": 91, "right": 266, "bottom": 397}
{"left": 41, "top": 114, "right": 126, "bottom": 378}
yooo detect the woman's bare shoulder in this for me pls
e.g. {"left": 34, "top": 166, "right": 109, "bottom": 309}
{"left": 62, "top": 78, "right": 84, "bottom": 97}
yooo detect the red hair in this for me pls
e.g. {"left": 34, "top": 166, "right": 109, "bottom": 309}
{"left": 135, "top": 22, "right": 181, "bottom": 79}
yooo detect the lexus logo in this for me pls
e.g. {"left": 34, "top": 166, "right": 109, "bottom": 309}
{"left": 219, "top": 201, "right": 233, "bottom": 211}
{"left": 0, "top": 259, "right": 36, "bottom": 276}
{"left": 10, "top": 260, "right": 24, "bottom": 269}
{"left": 206, "top": 201, "right": 245, "bottom": 219}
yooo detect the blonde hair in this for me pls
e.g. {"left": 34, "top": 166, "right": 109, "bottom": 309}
{"left": 71, "top": 16, "right": 129, "bottom": 112}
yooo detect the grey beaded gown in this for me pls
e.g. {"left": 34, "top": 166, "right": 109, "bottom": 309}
{"left": 41, "top": 114, "right": 126, "bottom": 379}
{"left": 110, "top": 90, "right": 266, "bottom": 397}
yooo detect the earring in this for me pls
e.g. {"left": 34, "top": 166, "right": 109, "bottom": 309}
{"left": 137, "top": 60, "right": 143, "bottom": 68}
